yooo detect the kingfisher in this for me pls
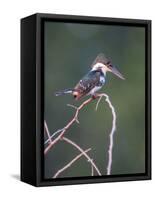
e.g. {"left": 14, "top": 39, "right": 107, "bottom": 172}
{"left": 55, "top": 53, "right": 125, "bottom": 100}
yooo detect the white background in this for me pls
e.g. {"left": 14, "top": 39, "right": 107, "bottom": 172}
{"left": 0, "top": 0, "right": 154, "bottom": 199}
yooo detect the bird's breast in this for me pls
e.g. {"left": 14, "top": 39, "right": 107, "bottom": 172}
{"left": 99, "top": 75, "right": 105, "bottom": 85}
{"left": 88, "top": 86, "right": 102, "bottom": 95}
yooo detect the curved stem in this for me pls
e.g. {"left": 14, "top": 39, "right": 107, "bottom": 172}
{"left": 95, "top": 93, "right": 116, "bottom": 175}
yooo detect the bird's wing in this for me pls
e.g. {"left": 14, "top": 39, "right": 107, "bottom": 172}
{"left": 74, "top": 71, "right": 101, "bottom": 98}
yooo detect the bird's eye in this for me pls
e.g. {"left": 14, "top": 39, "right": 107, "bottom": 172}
{"left": 108, "top": 64, "right": 112, "bottom": 68}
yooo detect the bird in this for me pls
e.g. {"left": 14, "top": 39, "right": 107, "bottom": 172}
{"left": 55, "top": 53, "right": 125, "bottom": 100}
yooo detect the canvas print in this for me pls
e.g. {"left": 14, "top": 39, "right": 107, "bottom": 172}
{"left": 43, "top": 21, "right": 146, "bottom": 179}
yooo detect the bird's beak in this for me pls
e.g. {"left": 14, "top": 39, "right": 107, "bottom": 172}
{"left": 109, "top": 65, "right": 125, "bottom": 80}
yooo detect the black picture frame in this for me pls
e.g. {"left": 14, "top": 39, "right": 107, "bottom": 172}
{"left": 21, "top": 13, "right": 151, "bottom": 187}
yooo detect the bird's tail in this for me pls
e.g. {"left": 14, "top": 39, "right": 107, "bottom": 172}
{"left": 55, "top": 88, "right": 74, "bottom": 96}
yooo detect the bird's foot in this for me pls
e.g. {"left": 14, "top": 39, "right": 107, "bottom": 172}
{"left": 92, "top": 93, "right": 103, "bottom": 99}
{"left": 92, "top": 94, "right": 99, "bottom": 99}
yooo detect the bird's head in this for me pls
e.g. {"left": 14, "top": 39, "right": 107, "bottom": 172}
{"left": 91, "top": 53, "right": 125, "bottom": 80}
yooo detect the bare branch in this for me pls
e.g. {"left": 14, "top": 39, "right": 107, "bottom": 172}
{"left": 53, "top": 148, "right": 91, "bottom": 178}
{"left": 62, "top": 136, "right": 101, "bottom": 176}
{"left": 44, "top": 97, "right": 93, "bottom": 155}
{"left": 44, "top": 92, "right": 117, "bottom": 176}
{"left": 95, "top": 93, "right": 116, "bottom": 175}
{"left": 44, "top": 120, "right": 52, "bottom": 143}
{"left": 104, "top": 95, "right": 116, "bottom": 175}
{"left": 67, "top": 104, "right": 80, "bottom": 123}
{"left": 44, "top": 121, "right": 101, "bottom": 176}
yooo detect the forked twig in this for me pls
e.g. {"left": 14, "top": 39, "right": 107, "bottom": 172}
{"left": 62, "top": 136, "right": 101, "bottom": 176}
{"left": 44, "top": 97, "right": 93, "bottom": 154}
{"left": 53, "top": 148, "right": 91, "bottom": 178}
{"left": 44, "top": 93, "right": 117, "bottom": 175}
{"left": 44, "top": 128, "right": 63, "bottom": 145}
{"left": 44, "top": 121, "right": 101, "bottom": 177}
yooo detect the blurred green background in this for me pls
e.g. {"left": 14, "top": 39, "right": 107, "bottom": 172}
{"left": 44, "top": 21, "right": 145, "bottom": 179}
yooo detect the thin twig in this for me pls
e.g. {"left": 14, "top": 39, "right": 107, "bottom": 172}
{"left": 67, "top": 104, "right": 80, "bottom": 123}
{"left": 44, "top": 128, "right": 64, "bottom": 145}
{"left": 44, "top": 97, "right": 93, "bottom": 155}
{"left": 53, "top": 148, "right": 91, "bottom": 178}
{"left": 62, "top": 136, "right": 101, "bottom": 176}
{"left": 104, "top": 95, "right": 116, "bottom": 175}
{"left": 67, "top": 104, "right": 78, "bottom": 109}
{"left": 95, "top": 95, "right": 103, "bottom": 111}
{"left": 90, "top": 159, "right": 94, "bottom": 176}
{"left": 44, "top": 120, "right": 52, "bottom": 143}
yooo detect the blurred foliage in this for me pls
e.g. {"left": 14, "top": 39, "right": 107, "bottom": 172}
{"left": 44, "top": 21, "right": 145, "bottom": 179}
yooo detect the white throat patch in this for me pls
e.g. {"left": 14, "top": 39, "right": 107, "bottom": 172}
{"left": 91, "top": 62, "right": 110, "bottom": 74}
